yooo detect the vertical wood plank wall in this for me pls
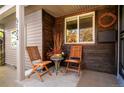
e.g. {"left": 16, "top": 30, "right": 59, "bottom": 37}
{"left": 42, "top": 10, "right": 55, "bottom": 61}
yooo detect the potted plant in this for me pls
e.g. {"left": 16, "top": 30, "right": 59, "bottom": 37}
{"left": 47, "top": 30, "right": 64, "bottom": 59}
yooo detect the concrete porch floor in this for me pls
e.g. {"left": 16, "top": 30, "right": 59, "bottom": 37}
{"left": 0, "top": 65, "right": 120, "bottom": 87}
{"left": 0, "top": 65, "right": 22, "bottom": 87}
{"left": 77, "top": 70, "right": 119, "bottom": 87}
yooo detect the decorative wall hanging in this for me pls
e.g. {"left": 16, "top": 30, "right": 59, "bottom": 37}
{"left": 98, "top": 12, "right": 117, "bottom": 28}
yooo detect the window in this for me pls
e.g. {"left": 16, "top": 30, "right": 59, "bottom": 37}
{"left": 66, "top": 17, "right": 78, "bottom": 43}
{"left": 65, "top": 12, "right": 95, "bottom": 44}
{"left": 11, "top": 29, "right": 17, "bottom": 48}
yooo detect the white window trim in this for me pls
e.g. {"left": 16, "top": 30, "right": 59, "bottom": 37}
{"left": 64, "top": 11, "right": 95, "bottom": 44}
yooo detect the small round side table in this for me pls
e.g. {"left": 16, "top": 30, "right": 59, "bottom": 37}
{"left": 50, "top": 57, "right": 64, "bottom": 75}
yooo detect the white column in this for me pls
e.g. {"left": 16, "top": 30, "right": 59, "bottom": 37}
{"left": 16, "top": 5, "right": 25, "bottom": 81}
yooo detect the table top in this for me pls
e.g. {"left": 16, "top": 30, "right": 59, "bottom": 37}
{"left": 50, "top": 57, "right": 64, "bottom": 61}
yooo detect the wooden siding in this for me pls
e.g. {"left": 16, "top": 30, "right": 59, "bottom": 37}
{"left": 4, "top": 14, "right": 16, "bottom": 67}
{"left": 25, "top": 10, "right": 43, "bottom": 70}
{"left": 55, "top": 6, "right": 117, "bottom": 74}
{"left": 83, "top": 44, "right": 115, "bottom": 73}
{"left": 42, "top": 10, "right": 55, "bottom": 61}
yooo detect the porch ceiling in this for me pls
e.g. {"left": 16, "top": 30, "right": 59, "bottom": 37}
{"left": 0, "top": 5, "right": 15, "bottom": 21}
{"left": 0, "top": 5, "right": 15, "bottom": 25}
{"left": 26, "top": 5, "right": 104, "bottom": 17}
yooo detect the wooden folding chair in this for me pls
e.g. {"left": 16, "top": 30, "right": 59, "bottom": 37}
{"left": 26, "top": 46, "right": 52, "bottom": 81}
{"left": 65, "top": 45, "right": 82, "bottom": 76}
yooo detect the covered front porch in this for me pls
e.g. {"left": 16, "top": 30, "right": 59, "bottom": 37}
{"left": 0, "top": 5, "right": 124, "bottom": 87}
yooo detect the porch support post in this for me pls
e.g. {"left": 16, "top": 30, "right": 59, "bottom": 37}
{"left": 16, "top": 5, "right": 25, "bottom": 81}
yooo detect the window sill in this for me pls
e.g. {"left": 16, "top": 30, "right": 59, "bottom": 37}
{"left": 64, "top": 42, "right": 95, "bottom": 45}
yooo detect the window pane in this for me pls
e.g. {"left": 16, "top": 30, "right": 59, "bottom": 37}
{"left": 79, "top": 16, "right": 93, "bottom": 42}
{"left": 66, "top": 19, "right": 77, "bottom": 43}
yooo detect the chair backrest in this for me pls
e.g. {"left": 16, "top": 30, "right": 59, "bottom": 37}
{"left": 26, "top": 46, "right": 41, "bottom": 62}
{"left": 69, "top": 45, "right": 82, "bottom": 61}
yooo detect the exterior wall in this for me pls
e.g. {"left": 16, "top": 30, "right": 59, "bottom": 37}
{"left": 55, "top": 6, "right": 118, "bottom": 74}
{"left": 4, "top": 13, "right": 16, "bottom": 67}
{"left": 4, "top": 10, "right": 43, "bottom": 70}
{"left": 25, "top": 9, "right": 55, "bottom": 69}
{"left": 42, "top": 10, "right": 55, "bottom": 61}
{"left": 3, "top": 6, "right": 118, "bottom": 74}
{"left": 25, "top": 10, "right": 43, "bottom": 70}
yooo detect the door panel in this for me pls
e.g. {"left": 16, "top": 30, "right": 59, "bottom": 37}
{"left": 0, "top": 31, "right": 5, "bottom": 65}
{"left": 119, "top": 5, "right": 124, "bottom": 79}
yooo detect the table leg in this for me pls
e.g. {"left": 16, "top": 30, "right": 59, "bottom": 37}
{"left": 54, "top": 62, "right": 57, "bottom": 75}
{"left": 54, "top": 61, "right": 60, "bottom": 75}
{"left": 57, "top": 62, "right": 60, "bottom": 71}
